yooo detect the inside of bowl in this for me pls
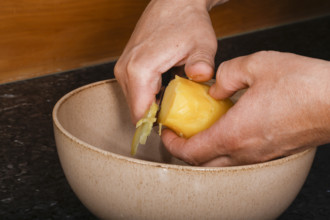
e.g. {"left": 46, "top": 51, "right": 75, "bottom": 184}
{"left": 57, "top": 80, "right": 187, "bottom": 165}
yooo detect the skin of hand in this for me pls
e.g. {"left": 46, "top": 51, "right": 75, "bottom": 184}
{"left": 162, "top": 51, "right": 330, "bottom": 167}
{"left": 114, "top": 0, "right": 228, "bottom": 123}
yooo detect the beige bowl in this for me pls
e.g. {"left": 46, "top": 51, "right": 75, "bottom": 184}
{"left": 53, "top": 79, "right": 316, "bottom": 220}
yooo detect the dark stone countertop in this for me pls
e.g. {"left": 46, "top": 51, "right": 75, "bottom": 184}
{"left": 1, "top": 15, "right": 330, "bottom": 220}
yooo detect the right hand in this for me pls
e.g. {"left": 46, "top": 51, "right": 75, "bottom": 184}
{"left": 161, "top": 51, "right": 330, "bottom": 166}
{"left": 114, "top": 0, "right": 227, "bottom": 123}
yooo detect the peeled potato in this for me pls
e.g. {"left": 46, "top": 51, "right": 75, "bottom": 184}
{"left": 131, "top": 75, "right": 233, "bottom": 155}
{"left": 158, "top": 75, "right": 233, "bottom": 138}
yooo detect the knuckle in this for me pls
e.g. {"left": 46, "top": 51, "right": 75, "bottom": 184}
{"left": 115, "top": 52, "right": 144, "bottom": 82}
{"left": 114, "top": 59, "right": 130, "bottom": 83}
{"left": 126, "top": 58, "right": 147, "bottom": 81}
{"left": 126, "top": 61, "right": 138, "bottom": 78}
{"left": 190, "top": 49, "right": 215, "bottom": 65}
{"left": 221, "top": 129, "right": 241, "bottom": 153}
{"left": 175, "top": 143, "right": 201, "bottom": 166}
{"left": 246, "top": 51, "right": 277, "bottom": 68}
{"left": 251, "top": 50, "right": 276, "bottom": 59}
{"left": 181, "top": 153, "right": 200, "bottom": 166}
{"left": 114, "top": 62, "right": 122, "bottom": 79}
{"left": 242, "top": 50, "right": 281, "bottom": 80}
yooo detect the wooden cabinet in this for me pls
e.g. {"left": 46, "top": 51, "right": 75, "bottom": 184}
{"left": 1, "top": 0, "right": 330, "bottom": 83}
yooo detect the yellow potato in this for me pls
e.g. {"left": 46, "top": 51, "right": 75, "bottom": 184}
{"left": 131, "top": 75, "right": 233, "bottom": 155}
{"left": 158, "top": 75, "right": 233, "bottom": 138}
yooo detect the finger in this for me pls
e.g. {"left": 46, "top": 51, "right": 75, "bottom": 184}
{"left": 114, "top": 60, "right": 162, "bottom": 123}
{"left": 208, "top": 56, "right": 253, "bottom": 100}
{"left": 161, "top": 126, "right": 226, "bottom": 166}
{"left": 200, "top": 155, "right": 233, "bottom": 167}
{"left": 185, "top": 60, "right": 214, "bottom": 82}
{"left": 209, "top": 51, "right": 293, "bottom": 100}
{"left": 184, "top": 41, "right": 217, "bottom": 82}
{"left": 127, "top": 70, "right": 162, "bottom": 123}
{"left": 116, "top": 47, "right": 185, "bottom": 123}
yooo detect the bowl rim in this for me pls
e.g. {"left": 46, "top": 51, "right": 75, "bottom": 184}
{"left": 52, "top": 79, "right": 316, "bottom": 172}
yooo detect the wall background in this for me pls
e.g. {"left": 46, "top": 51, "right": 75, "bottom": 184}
{"left": 1, "top": 0, "right": 330, "bottom": 84}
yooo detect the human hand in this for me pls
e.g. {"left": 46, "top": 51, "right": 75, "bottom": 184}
{"left": 114, "top": 0, "right": 227, "bottom": 123}
{"left": 162, "top": 51, "right": 330, "bottom": 166}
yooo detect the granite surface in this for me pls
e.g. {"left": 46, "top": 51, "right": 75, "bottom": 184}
{"left": 1, "top": 15, "right": 330, "bottom": 219}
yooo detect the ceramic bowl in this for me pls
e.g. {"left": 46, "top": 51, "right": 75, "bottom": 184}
{"left": 53, "top": 79, "right": 316, "bottom": 220}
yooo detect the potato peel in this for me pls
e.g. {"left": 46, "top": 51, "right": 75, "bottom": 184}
{"left": 131, "top": 102, "right": 159, "bottom": 156}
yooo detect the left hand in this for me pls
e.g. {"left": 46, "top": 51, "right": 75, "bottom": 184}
{"left": 114, "top": 0, "right": 227, "bottom": 123}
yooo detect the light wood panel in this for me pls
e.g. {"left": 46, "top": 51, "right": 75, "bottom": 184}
{"left": 0, "top": 0, "right": 149, "bottom": 83}
{"left": 1, "top": 0, "right": 330, "bottom": 84}
{"left": 210, "top": 0, "right": 330, "bottom": 37}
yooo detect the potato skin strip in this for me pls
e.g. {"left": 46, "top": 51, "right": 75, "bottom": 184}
{"left": 131, "top": 102, "right": 159, "bottom": 156}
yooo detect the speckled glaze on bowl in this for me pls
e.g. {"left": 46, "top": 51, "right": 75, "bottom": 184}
{"left": 53, "top": 79, "right": 316, "bottom": 220}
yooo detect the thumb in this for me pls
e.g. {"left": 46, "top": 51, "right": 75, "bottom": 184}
{"left": 184, "top": 47, "right": 216, "bottom": 82}
{"left": 209, "top": 55, "right": 254, "bottom": 100}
